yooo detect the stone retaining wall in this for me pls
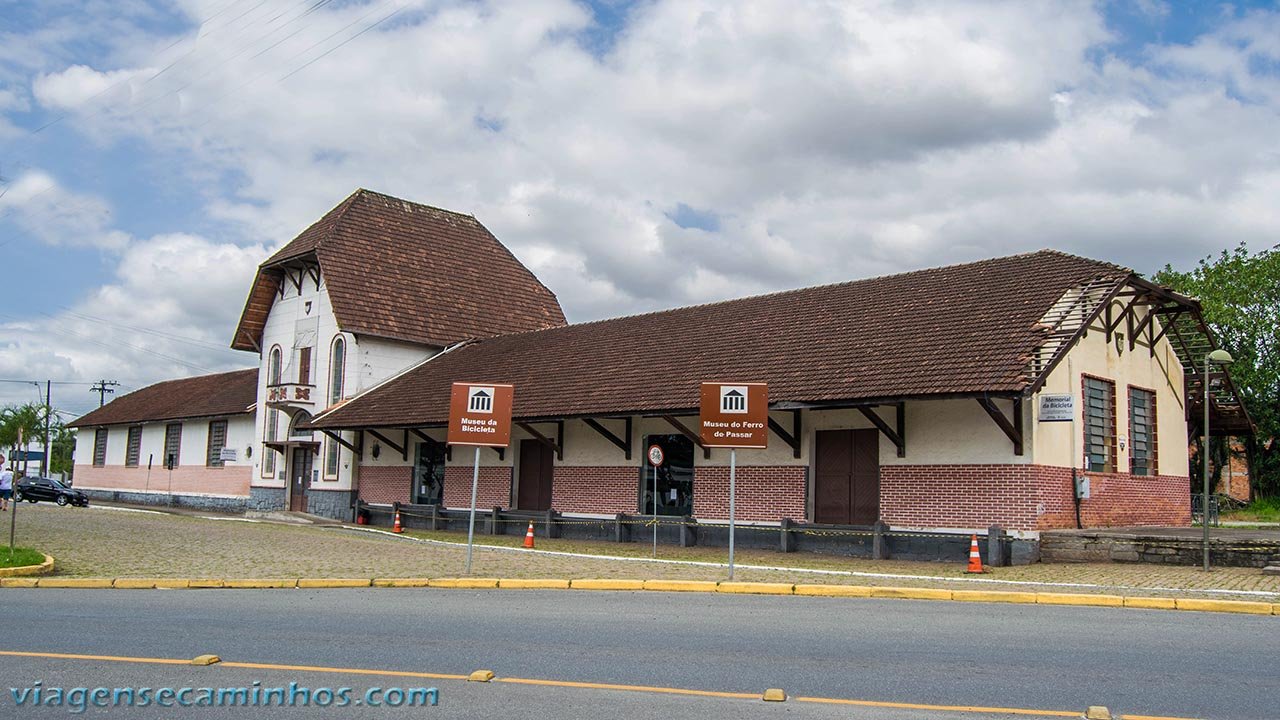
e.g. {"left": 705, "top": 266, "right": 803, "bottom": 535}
{"left": 1041, "top": 532, "right": 1279, "bottom": 567}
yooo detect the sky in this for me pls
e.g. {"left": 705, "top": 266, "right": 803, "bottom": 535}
{"left": 0, "top": 0, "right": 1278, "bottom": 419}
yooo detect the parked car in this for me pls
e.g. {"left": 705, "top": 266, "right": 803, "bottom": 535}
{"left": 15, "top": 476, "right": 88, "bottom": 507}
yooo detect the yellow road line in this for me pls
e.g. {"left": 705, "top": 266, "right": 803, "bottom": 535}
{"left": 0, "top": 648, "right": 1203, "bottom": 719}
{"left": 495, "top": 676, "right": 757, "bottom": 700}
{"left": 795, "top": 695, "right": 1083, "bottom": 717}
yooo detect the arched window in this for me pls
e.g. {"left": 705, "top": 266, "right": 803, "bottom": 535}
{"left": 263, "top": 345, "right": 283, "bottom": 478}
{"left": 328, "top": 336, "right": 346, "bottom": 406}
{"left": 268, "top": 346, "right": 282, "bottom": 385}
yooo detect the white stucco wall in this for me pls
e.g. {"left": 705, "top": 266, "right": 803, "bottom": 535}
{"left": 1031, "top": 302, "right": 1188, "bottom": 476}
{"left": 74, "top": 415, "right": 255, "bottom": 470}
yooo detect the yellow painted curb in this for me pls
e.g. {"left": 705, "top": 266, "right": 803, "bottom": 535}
{"left": 372, "top": 578, "right": 432, "bottom": 588}
{"left": 1175, "top": 598, "right": 1272, "bottom": 615}
{"left": 951, "top": 590, "right": 1038, "bottom": 604}
{"left": 223, "top": 579, "right": 297, "bottom": 589}
{"left": 0, "top": 554, "right": 54, "bottom": 577}
{"left": 1036, "top": 593, "right": 1124, "bottom": 607}
{"left": 188, "top": 579, "right": 225, "bottom": 589}
{"left": 570, "top": 579, "right": 645, "bottom": 591}
{"left": 793, "top": 584, "right": 873, "bottom": 597}
{"left": 869, "top": 587, "right": 952, "bottom": 601}
{"left": 298, "top": 579, "right": 371, "bottom": 589}
{"left": 428, "top": 578, "right": 500, "bottom": 589}
{"left": 191, "top": 654, "right": 221, "bottom": 666}
{"left": 468, "top": 669, "right": 495, "bottom": 682}
{"left": 762, "top": 688, "right": 787, "bottom": 702}
{"left": 1124, "top": 597, "right": 1177, "bottom": 610}
{"left": 113, "top": 578, "right": 157, "bottom": 589}
{"left": 717, "top": 582, "right": 794, "bottom": 596}
{"left": 1274, "top": 603, "right": 1280, "bottom": 616}
{"left": 38, "top": 578, "right": 113, "bottom": 589}
{"left": 642, "top": 580, "right": 719, "bottom": 593}
{"left": 0, "top": 577, "right": 39, "bottom": 588}
{"left": 155, "top": 579, "right": 191, "bottom": 589}
{"left": 499, "top": 578, "right": 570, "bottom": 590}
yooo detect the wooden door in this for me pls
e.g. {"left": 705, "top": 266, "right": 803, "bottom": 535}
{"left": 298, "top": 347, "right": 312, "bottom": 385}
{"left": 289, "top": 447, "right": 312, "bottom": 512}
{"left": 517, "top": 439, "right": 554, "bottom": 511}
{"left": 813, "top": 429, "right": 879, "bottom": 524}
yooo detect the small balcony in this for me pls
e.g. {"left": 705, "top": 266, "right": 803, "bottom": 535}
{"left": 266, "top": 383, "right": 316, "bottom": 409}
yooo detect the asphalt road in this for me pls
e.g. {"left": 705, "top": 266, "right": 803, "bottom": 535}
{"left": 0, "top": 589, "right": 1273, "bottom": 719}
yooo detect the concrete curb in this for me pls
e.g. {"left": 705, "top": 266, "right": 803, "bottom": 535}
{"left": 0, "top": 554, "right": 54, "bottom": 578}
{"left": 3, "top": 576, "right": 1278, "bottom": 615}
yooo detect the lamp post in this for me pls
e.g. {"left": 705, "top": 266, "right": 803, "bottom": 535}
{"left": 1202, "top": 349, "right": 1234, "bottom": 572}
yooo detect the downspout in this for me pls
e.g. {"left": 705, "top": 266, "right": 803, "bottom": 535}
{"left": 1069, "top": 356, "right": 1082, "bottom": 529}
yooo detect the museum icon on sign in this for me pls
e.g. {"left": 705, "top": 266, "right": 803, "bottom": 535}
{"left": 468, "top": 387, "right": 494, "bottom": 413}
{"left": 720, "top": 386, "right": 748, "bottom": 414}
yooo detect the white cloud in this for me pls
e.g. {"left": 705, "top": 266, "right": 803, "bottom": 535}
{"left": 0, "top": 170, "right": 130, "bottom": 250}
{"left": 32, "top": 64, "right": 148, "bottom": 111}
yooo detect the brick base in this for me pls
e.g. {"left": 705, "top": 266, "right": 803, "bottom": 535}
{"left": 692, "top": 466, "right": 806, "bottom": 522}
{"left": 73, "top": 464, "right": 251, "bottom": 497}
{"left": 359, "top": 466, "right": 411, "bottom": 505}
{"left": 881, "top": 465, "right": 1038, "bottom": 530}
{"left": 443, "top": 466, "right": 511, "bottom": 509}
{"left": 552, "top": 467, "right": 638, "bottom": 514}
{"left": 1034, "top": 466, "right": 1190, "bottom": 529}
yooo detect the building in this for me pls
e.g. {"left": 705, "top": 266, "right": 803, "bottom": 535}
{"left": 71, "top": 189, "right": 1251, "bottom": 543}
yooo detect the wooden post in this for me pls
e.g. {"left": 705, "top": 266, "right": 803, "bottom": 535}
{"left": 779, "top": 517, "right": 795, "bottom": 553}
{"left": 872, "top": 521, "right": 890, "bottom": 560}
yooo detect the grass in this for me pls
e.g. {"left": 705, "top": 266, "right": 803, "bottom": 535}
{"left": 1222, "top": 496, "right": 1280, "bottom": 523}
{"left": 0, "top": 547, "right": 46, "bottom": 569}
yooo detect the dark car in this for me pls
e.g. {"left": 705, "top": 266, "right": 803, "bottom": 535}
{"left": 15, "top": 476, "right": 88, "bottom": 507}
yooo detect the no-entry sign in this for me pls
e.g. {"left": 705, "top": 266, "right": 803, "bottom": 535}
{"left": 447, "top": 382, "right": 514, "bottom": 447}
{"left": 699, "top": 382, "right": 769, "bottom": 448}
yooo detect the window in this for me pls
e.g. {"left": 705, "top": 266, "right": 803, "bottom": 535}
{"left": 639, "top": 434, "right": 694, "bottom": 516}
{"left": 324, "top": 436, "right": 340, "bottom": 479}
{"left": 298, "top": 346, "right": 312, "bottom": 385}
{"left": 125, "top": 426, "right": 142, "bottom": 467}
{"left": 414, "top": 441, "right": 446, "bottom": 505}
{"left": 262, "top": 410, "right": 278, "bottom": 478}
{"left": 328, "top": 336, "right": 345, "bottom": 406}
{"left": 1083, "top": 377, "right": 1115, "bottom": 473}
{"left": 268, "top": 345, "right": 282, "bottom": 385}
{"left": 206, "top": 420, "right": 228, "bottom": 467}
{"left": 92, "top": 428, "right": 108, "bottom": 467}
{"left": 1129, "top": 387, "right": 1157, "bottom": 477}
{"left": 164, "top": 423, "right": 182, "bottom": 469}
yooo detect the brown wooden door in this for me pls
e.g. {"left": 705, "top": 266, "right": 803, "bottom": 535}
{"left": 517, "top": 439, "right": 554, "bottom": 511}
{"left": 289, "top": 447, "right": 312, "bottom": 512}
{"left": 298, "top": 347, "right": 312, "bottom": 385}
{"left": 813, "top": 429, "right": 879, "bottom": 524}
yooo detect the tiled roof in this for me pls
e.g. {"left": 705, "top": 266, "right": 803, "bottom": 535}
{"left": 69, "top": 369, "right": 258, "bottom": 428}
{"left": 231, "top": 189, "right": 566, "bottom": 351}
{"left": 312, "top": 250, "right": 1132, "bottom": 429}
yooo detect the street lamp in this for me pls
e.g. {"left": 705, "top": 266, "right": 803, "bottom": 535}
{"left": 1202, "top": 348, "right": 1234, "bottom": 572}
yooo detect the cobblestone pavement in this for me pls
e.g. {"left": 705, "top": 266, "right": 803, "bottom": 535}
{"left": 8, "top": 504, "right": 1279, "bottom": 599}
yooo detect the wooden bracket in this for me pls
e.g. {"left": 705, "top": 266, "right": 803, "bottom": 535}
{"left": 976, "top": 398, "right": 1023, "bottom": 456}
{"left": 319, "top": 429, "right": 361, "bottom": 456}
{"left": 410, "top": 428, "right": 450, "bottom": 461}
{"left": 1149, "top": 310, "right": 1180, "bottom": 357}
{"left": 517, "top": 421, "right": 564, "bottom": 461}
{"left": 584, "top": 418, "right": 632, "bottom": 460}
{"left": 306, "top": 265, "right": 321, "bottom": 291}
{"left": 367, "top": 429, "right": 406, "bottom": 459}
{"left": 858, "top": 405, "right": 906, "bottom": 458}
{"left": 662, "top": 415, "right": 710, "bottom": 459}
{"left": 491, "top": 446, "right": 505, "bottom": 461}
{"left": 767, "top": 410, "right": 802, "bottom": 458}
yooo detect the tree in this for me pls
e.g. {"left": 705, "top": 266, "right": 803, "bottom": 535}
{"left": 0, "top": 403, "right": 74, "bottom": 475}
{"left": 1155, "top": 243, "right": 1280, "bottom": 498}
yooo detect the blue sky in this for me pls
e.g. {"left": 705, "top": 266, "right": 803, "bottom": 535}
{"left": 1, "top": 0, "right": 1279, "bottom": 416}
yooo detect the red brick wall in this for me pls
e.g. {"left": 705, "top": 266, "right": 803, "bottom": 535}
{"left": 73, "top": 464, "right": 251, "bottom": 497}
{"left": 443, "top": 466, "right": 511, "bottom": 509}
{"left": 359, "top": 466, "right": 411, "bottom": 505}
{"left": 881, "top": 465, "right": 1040, "bottom": 530}
{"left": 692, "top": 466, "right": 806, "bottom": 521}
{"left": 551, "top": 466, "right": 638, "bottom": 514}
{"left": 1034, "top": 466, "right": 1190, "bottom": 529}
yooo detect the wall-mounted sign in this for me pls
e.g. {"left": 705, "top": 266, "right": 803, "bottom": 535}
{"left": 219, "top": 448, "right": 238, "bottom": 462}
{"left": 1038, "top": 393, "right": 1074, "bottom": 422}
{"left": 699, "top": 382, "right": 769, "bottom": 448}
{"left": 447, "top": 382, "right": 514, "bottom": 447}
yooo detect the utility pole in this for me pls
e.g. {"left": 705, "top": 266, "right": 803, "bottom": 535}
{"left": 43, "top": 380, "right": 51, "bottom": 477}
{"left": 90, "top": 380, "right": 118, "bottom": 407}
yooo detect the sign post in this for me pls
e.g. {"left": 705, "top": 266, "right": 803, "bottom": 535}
{"left": 9, "top": 428, "right": 21, "bottom": 562}
{"left": 646, "top": 444, "right": 664, "bottom": 558}
{"left": 699, "top": 382, "right": 768, "bottom": 581}
{"left": 447, "top": 382, "right": 515, "bottom": 575}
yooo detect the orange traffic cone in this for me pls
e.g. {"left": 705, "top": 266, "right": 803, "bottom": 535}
{"left": 965, "top": 534, "right": 984, "bottom": 573}
{"left": 392, "top": 509, "right": 404, "bottom": 534}
{"left": 523, "top": 521, "right": 535, "bottom": 549}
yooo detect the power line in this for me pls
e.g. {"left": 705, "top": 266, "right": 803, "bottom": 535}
{"left": 89, "top": 380, "right": 120, "bottom": 407}
{"left": 54, "top": 308, "right": 244, "bottom": 355}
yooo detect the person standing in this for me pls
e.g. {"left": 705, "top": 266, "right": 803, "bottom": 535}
{"left": 0, "top": 454, "right": 11, "bottom": 511}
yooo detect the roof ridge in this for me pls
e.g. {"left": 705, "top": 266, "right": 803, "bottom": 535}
{"left": 462, "top": 248, "right": 1131, "bottom": 345}
{"left": 349, "top": 188, "right": 481, "bottom": 223}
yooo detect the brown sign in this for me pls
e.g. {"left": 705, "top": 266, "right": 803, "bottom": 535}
{"left": 699, "top": 382, "right": 768, "bottom": 449}
{"left": 447, "top": 382, "right": 514, "bottom": 447}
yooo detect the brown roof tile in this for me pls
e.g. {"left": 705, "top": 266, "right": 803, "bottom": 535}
{"left": 312, "top": 250, "right": 1131, "bottom": 429}
{"left": 231, "top": 189, "right": 566, "bottom": 351}
{"left": 69, "top": 369, "right": 258, "bottom": 428}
